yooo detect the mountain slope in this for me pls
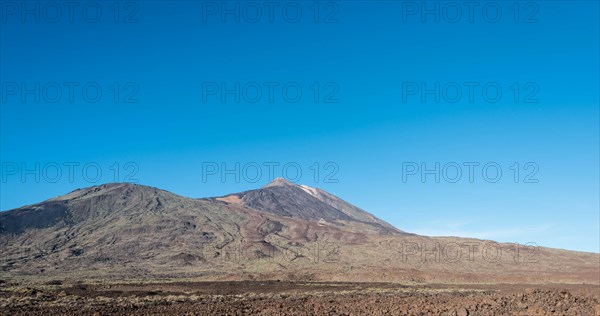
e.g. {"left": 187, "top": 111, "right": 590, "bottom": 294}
{"left": 0, "top": 181, "right": 598, "bottom": 285}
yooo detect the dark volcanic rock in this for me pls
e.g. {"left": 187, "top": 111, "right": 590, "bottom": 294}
{"left": 0, "top": 201, "right": 71, "bottom": 234}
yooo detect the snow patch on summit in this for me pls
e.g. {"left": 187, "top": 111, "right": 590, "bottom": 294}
{"left": 300, "top": 185, "right": 318, "bottom": 197}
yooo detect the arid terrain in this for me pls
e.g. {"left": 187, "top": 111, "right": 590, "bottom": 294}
{"left": 1, "top": 179, "right": 599, "bottom": 314}
{"left": 1, "top": 281, "right": 599, "bottom": 315}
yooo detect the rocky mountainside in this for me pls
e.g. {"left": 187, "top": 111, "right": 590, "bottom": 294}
{"left": 0, "top": 180, "right": 598, "bottom": 284}
{"left": 215, "top": 178, "right": 400, "bottom": 234}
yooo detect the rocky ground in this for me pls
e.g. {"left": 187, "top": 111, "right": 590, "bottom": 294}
{"left": 1, "top": 281, "right": 598, "bottom": 315}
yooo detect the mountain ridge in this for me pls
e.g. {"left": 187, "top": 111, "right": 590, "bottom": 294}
{"left": 0, "top": 180, "right": 598, "bottom": 285}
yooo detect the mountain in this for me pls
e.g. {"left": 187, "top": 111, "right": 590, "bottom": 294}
{"left": 0, "top": 180, "right": 598, "bottom": 284}
{"left": 215, "top": 178, "right": 400, "bottom": 234}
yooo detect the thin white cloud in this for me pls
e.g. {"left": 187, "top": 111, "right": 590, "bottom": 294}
{"left": 408, "top": 222, "right": 555, "bottom": 241}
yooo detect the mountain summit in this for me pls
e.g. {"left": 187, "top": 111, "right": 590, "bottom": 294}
{"left": 218, "top": 178, "right": 400, "bottom": 234}
{"left": 263, "top": 177, "right": 295, "bottom": 188}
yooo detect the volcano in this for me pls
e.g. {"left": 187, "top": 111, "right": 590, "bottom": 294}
{"left": 0, "top": 180, "right": 597, "bottom": 284}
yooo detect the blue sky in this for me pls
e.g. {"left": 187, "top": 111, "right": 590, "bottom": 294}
{"left": 1, "top": 1, "right": 598, "bottom": 252}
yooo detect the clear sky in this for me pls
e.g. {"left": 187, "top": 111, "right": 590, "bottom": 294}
{"left": 1, "top": 1, "right": 598, "bottom": 252}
